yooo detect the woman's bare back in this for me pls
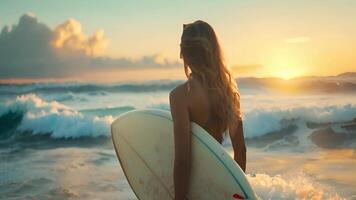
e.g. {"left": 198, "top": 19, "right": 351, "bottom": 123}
{"left": 184, "top": 77, "right": 225, "bottom": 143}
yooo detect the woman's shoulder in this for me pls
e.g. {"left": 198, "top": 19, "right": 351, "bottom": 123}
{"left": 170, "top": 75, "right": 206, "bottom": 103}
{"left": 169, "top": 81, "right": 190, "bottom": 102}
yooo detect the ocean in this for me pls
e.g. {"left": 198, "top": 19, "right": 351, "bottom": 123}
{"left": 0, "top": 76, "right": 355, "bottom": 199}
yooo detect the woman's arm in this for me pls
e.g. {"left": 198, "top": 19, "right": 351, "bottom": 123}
{"left": 170, "top": 85, "right": 192, "bottom": 200}
{"left": 229, "top": 119, "right": 246, "bottom": 172}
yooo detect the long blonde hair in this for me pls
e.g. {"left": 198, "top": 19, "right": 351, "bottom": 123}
{"left": 180, "top": 20, "right": 241, "bottom": 132}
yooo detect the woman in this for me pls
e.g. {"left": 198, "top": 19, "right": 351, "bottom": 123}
{"left": 169, "top": 20, "right": 246, "bottom": 200}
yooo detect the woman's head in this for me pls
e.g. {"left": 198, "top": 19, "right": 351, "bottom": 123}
{"left": 180, "top": 20, "right": 241, "bottom": 131}
{"left": 180, "top": 21, "right": 220, "bottom": 76}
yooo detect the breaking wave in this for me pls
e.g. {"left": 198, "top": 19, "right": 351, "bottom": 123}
{"left": 243, "top": 103, "right": 356, "bottom": 138}
{"left": 0, "top": 94, "right": 112, "bottom": 139}
{"left": 0, "top": 94, "right": 355, "bottom": 150}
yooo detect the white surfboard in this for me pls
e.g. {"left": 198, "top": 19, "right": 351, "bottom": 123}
{"left": 111, "top": 109, "right": 257, "bottom": 200}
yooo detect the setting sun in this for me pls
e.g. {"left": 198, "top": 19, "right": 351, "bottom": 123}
{"left": 263, "top": 49, "right": 308, "bottom": 79}
{"left": 270, "top": 64, "right": 306, "bottom": 80}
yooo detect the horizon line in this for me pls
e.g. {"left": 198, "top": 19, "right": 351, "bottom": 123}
{"left": 0, "top": 71, "right": 354, "bottom": 84}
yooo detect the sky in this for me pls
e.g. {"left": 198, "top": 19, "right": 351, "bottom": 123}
{"left": 0, "top": 0, "right": 355, "bottom": 82}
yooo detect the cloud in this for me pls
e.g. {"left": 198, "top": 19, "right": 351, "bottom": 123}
{"left": 52, "top": 19, "right": 108, "bottom": 56}
{"left": 90, "top": 54, "right": 179, "bottom": 69}
{"left": 0, "top": 14, "right": 60, "bottom": 78}
{"left": 284, "top": 37, "right": 310, "bottom": 44}
{"left": 0, "top": 13, "right": 179, "bottom": 79}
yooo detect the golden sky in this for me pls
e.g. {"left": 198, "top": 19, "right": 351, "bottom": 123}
{"left": 0, "top": 0, "right": 355, "bottom": 81}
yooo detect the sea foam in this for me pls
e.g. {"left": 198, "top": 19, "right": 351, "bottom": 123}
{"left": 248, "top": 173, "right": 343, "bottom": 200}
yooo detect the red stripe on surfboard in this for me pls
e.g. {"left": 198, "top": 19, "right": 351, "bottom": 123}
{"left": 232, "top": 193, "right": 245, "bottom": 199}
